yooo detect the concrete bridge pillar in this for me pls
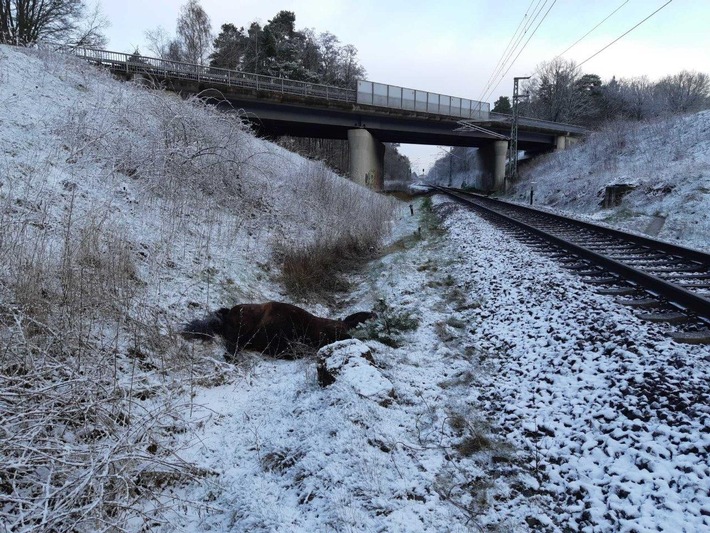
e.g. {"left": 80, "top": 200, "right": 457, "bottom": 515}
{"left": 348, "top": 129, "right": 385, "bottom": 191}
{"left": 480, "top": 140, "right": 509, "bottom": 192}
{"left": 556, "top": 135, "right": 578, "bottom": 150}
{"left": 493, "top": 140, "right": 508, "bottom": 191}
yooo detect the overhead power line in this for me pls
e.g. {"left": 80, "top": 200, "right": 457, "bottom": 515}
{"left": 480, "top": 0, "right": 551, "bottom": 104}
{"left": 556, "top": 0, "right": 629, "bottom": 58}
{"left": 483, "top": 0, "right": 549, "bottom": 100}
{"left": 484, "top": 0, "right": 558, "bottom": 102}
{"left": 578, "top": 0, "right": 673, "bottom": 67}
{"left": 478, "top": 0, "right": 539, "bottom": 102}
{"left": 479, "top": 0, "right": 536, "bottom": 97}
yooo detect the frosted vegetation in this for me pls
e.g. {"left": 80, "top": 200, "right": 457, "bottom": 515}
{"left": 510, "top": 111, "right": 710, "bottom": 251}
{"left": 0, "top": 45, "right": 394, "bottom": 530}
{"left": 2, "top": 42, "right": 709, "bottom": 532}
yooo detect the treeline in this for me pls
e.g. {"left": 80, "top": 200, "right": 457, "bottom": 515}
{"left": 493, "top": 58, "right": 710, "bottom": 127}
{"left": 431, "top": 59, "right": 710, "bottom": 187}
{"left": 428, "top": 147, "right": 482, "bottom": 189}
{"left": 144, "top": 1, "right": 365, "bottom": 89}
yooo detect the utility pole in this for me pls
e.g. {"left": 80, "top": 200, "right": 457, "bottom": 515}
{"left": 448, "top": 147, "right": 453, "bottom": 187}
{"left": 506, "top": 76, "right": 530, "bottom": 186}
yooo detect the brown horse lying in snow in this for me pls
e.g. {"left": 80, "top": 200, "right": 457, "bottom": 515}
{"left": 182, "top": 301, "right": 376, "bottom": 358}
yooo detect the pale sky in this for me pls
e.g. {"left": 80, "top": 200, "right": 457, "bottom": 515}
{"left": 100, "top": 0, "right": 709, "bottom": 171}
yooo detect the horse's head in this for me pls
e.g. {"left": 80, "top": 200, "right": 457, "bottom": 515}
{"left": 341, "top": 311, "right": 377, "bottom": 330}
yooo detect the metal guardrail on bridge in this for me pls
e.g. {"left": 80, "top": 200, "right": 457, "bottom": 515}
{"left": 71, "top": 47, "right": 357, "bottom": 103}
{"left": 69, "top": 47, "right": 493, "bottom": 122}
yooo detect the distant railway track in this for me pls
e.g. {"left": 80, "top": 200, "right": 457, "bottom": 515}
{"left": 435, "top": 186, "right": 710, "bottom": 343}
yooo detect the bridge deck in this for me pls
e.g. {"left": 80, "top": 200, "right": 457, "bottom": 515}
{"left": 67, "top": 46, "right": 587, "bottom": 148}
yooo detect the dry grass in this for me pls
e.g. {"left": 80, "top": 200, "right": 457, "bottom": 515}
{"left": 276, "top": 163, "right": 396, "bottom": 299}
{"left": 0, "top": 51, "right": 255, "bottom": 530}
{"left": 0, "top": 302, "right": 234, "bottom": 531}
{"left": 278, "top": 233, "right": 368, "bottom": 296}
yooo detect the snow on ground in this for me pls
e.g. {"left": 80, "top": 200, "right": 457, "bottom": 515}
{"left": 509, "top": 112, "right": 710, "bottom": 252}
{"left": 171, "top": 198, "right": 710, "bottom": 532}
{"left": 2, "top": 44, "right": 709, "bottom": 532}
{"left": 0, "top": 44, "right": 395, "bottom": 531}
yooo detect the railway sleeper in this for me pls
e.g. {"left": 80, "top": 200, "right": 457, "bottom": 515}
{"left": 636, "top": 311, "right": 688, "bottom": 324}
{"left": 670, "top": 330, "right": 710, "bottom": 344}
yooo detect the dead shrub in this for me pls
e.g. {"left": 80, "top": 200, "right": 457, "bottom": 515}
{"left": 278, "top": 232, "right": 378, "bottom": 297}
{"left": 274, "top": 163, "right": 396, "bottom": 298}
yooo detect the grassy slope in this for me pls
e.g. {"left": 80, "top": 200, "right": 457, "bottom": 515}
{"left": 0, "top": 44, "right": 395, "bottom": 531}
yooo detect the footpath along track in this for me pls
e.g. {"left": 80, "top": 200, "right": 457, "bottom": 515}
{"left": 435, "top": 186, "right": 710, "bottom": 343}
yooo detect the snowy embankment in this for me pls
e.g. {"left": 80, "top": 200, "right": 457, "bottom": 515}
{"left": 0, "top": 44, "right": 395, "bottom": 531}
{"left": 170, "top": 198, "right": 709, "bottom": 532}
{"left": 510, "top": 112, "right": 710, "bottom": 252}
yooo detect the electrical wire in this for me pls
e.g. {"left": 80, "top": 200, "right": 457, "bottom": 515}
{"left": 480, "top": 0, "right": 668, "bottom": 106}
{"left": 483, "top": 0, "right": 547, "bottom": 97}
{"left": 479, "top": 0, "right": 549, "bottom": 103}
{"left": 578, "top": 0, "right": 673, "bottom": 67}
{"left": 477, "top": 0, "right": 537, "bottom": 102}
{"left": 484, "top": 0, "right": 558, "bottom": 101}
{"left": 555, "top": 0, "right": 629, "bottom": 58}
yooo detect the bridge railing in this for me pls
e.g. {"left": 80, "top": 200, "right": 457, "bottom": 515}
{"left": 67, "top": 47, "right": 495, "bottom": 122}
{"left": 357, "top": 80, "right": 490, "bottom": 120}
{"left": 70, "top": 47, "right": 358, "bottom": 103}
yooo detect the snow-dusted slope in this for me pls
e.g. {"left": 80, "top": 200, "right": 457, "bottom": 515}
{"left": 0, "top": 44, "right": 396, "bottom": 531}
{"left": 511, "top": 112, "right": 710, "bottom": 252}
{"left": 1, "top": 45, "right": 708, "bottom": 532}
{"left": 168, "top": 198, "right": 710, "bottom": 532}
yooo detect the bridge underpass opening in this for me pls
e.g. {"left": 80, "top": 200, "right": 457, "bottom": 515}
{"left": 400, "top": 142, "right": 508, "bottom": 192}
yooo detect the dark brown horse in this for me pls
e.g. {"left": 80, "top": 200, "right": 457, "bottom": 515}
{"left": 182, "top": 301, "right": 375, "bottom": 358}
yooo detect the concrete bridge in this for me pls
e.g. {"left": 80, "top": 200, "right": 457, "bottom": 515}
{"left": 72, "top": 47, "right": 587, "bottom": 191}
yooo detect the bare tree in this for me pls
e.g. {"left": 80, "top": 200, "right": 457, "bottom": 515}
{"left": 0, "top": 0, "right": 106, "bottom": 46}
{"left": 145, "top": 26, "right": 183, "bottom": 60}
{"left": 526, "top": 58, "right": 586, "bottom": 123}
{"left": 618, "top": 77, "right": 655, "bottom": 120}
{"left": 176, "top": 0, "right": 212, "bottom": 65}
{"left": 318, "top": 31, "right": 341, "bottom": 85}
{"left": 71, "top": 1, "right": 108, "bottom": 47}
{"left": 654, "top": 70, "right": 710, "bottom": 114}
{"left": 338, "top": 44, "right": 365, "bottom": 90}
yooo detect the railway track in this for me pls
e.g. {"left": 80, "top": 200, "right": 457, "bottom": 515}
{"left": 435, "top": 186, "right": 710, "bottom": 344}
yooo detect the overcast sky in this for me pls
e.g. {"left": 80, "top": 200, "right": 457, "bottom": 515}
{"left": 100, "top": 0, "right": 709, "bottom": 171}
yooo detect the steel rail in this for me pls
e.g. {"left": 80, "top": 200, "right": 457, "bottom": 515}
{"left": 435, "top": 187, "right": 710, "bottom": 321}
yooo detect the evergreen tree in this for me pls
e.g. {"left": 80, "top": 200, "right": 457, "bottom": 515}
{"left": 575, "top": 73, "right": 604, "bottom": 125}
{"left": 209, "top": 23, "right": 247, "bottom": 70}
{"left": 492, "top": 96, "right": 511, "bottom": 114}
{"left": 262, "top": 10, "right": 304, "bottom": 79}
